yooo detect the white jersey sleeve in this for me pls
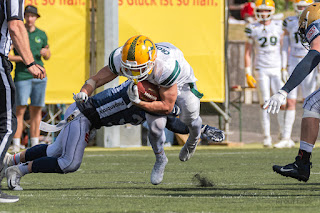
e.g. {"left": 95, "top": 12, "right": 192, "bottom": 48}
{"left": 147, "top": 43, "right": 197, "bottom": 88}
{"left": 108, "top": 47, "right": 122, "bottom": 75}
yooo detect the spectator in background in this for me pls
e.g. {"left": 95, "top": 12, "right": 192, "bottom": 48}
{"left": 9, "top": 5, "right": 50, "bottom": 152}
{"left": 241, "top": 1, "right": 256, "bottom": 23}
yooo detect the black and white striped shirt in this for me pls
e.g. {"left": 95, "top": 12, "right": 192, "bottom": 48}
{"left": 0, "top": 0, "right": 24, "bottom": 56}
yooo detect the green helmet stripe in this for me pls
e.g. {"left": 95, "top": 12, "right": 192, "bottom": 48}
{"left": 127, "top": 36, "right": 141, "bottom": 61}
{"left": 262, "top": 0, "right": 266, "bottom": 5}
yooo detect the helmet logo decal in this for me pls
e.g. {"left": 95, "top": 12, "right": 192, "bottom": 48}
{"left": 144, "top": 38, "right": 155, "bottom": 60}
{"left": 127, "top": 35, "right": 141, "bottom": 61}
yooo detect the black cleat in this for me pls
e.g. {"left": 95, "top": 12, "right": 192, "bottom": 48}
{"left": 273, "top": 157, "right": 312, "bottom": 182}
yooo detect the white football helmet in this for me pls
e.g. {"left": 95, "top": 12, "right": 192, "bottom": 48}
{"left": 254, "top": 0, "right": 275, "bottom": 22}
{"left": 294, "top": 0, "right": 313, "bottom": 16}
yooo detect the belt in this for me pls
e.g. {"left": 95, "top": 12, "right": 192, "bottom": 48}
{"left": 40, "top": 110, "right": 81, "bottom": 132}
{"left": 0, "top": 53, "right": 8, "bottom": 59}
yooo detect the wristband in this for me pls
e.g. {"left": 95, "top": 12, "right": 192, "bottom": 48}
{"left": 26, "top": 61, "right": 36, "bottom": 68}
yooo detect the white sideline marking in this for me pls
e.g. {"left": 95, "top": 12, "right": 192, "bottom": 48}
{"left": 19, "top": 194, "right": 307, "bottom": 199}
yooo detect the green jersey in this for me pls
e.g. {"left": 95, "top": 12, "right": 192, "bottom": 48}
{"left": 14, "top": 27, "right": 48, "bottom": 81}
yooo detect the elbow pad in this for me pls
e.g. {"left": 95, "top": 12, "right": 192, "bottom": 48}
{"left": 282, "top": 50, "right": 320, "bottom": 93}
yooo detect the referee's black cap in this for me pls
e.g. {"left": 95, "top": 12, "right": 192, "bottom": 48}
{"left": 24, "top": 5, "right": 40, "bottom": 18}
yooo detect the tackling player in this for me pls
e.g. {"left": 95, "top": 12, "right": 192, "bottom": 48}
{"left": 3, "top": 80, "right": 224, "bottom": 190}
{"left": 244, "top": 0, "right": 285, "bottom": 147}
{"left": 263, "top": 3, "right": 320, "bottom": 182}
{"left": 274, "top": 0, "right": 316, "bottom": 148}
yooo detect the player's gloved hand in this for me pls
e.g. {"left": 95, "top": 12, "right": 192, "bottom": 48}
{"left": 73, "top": 92, "right": 88, "bottom": 103}
{"left": 201, "top": 125, "right": 225, "bottom": 142}
{"left": 281, "top": 68, "right": 289, "bottom": 83}
{"left": 169, "top": 105, "right": 181, "bottom": 117}
{"left": 127, "top": 82, "right": 141, "bottom": 104}
{"left": 245, "top": 67, "right": 256, "bottom": 88}
{"left": 263, "top": 89, "right": 287, "bottom": 114}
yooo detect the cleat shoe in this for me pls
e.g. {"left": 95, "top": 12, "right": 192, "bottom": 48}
{"left": 263, "top": 136, "right": 272, "bottom": 148}
{"left": 0, "top": 191, "right": 19, "bottom": 203}
{"left": 6, "top": 165, "right": 24, "bottom": 191}
{"left": 273, "top": 156, "right": 312, "bottom": 182}
{"left": 274, "top": 139, "right": 295, "bottom": 149}
{"left": 201, "top": 125, "right": 225, "bottom": 142}
{"left": 179, "top": 140, "right": 200, "bottom": 162}
{"left": 151, "top": 155, "right": 168, "bottom": 185}
{"left": 0, "top": 153, "right": 14, "bottom": 186}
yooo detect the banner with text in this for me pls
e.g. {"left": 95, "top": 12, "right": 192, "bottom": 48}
{"left": 12, "top": 0, "right": 89, "bottom": 104}
{"left": 119, "top": 0, "right": 225, "bottom": 102}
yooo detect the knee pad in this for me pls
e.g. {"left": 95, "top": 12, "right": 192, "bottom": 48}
{"left": 146, "top": 114, "right": 166, "bottom": 138}
{"left": 25, "top": 144, "right": 48, "bottom": 162}
{"left": 303, "top": 109, "right": 320, "bottom": 119}
{"left": 32, "top": 157, "right": 63, "bottom": 173}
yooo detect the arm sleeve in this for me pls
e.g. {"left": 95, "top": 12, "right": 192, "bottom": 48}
{"left": 281, "top": 34, "right": 289, "bottom": 69}
{"left": 282, "top": 50, "right": 320, "bottom": 93}
{"left": 5, "top": 0, "right": 24, "bottom": 21}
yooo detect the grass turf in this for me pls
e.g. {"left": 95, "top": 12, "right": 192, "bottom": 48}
{"left": 1, "top": 146, "right": 320, "bottom": 212}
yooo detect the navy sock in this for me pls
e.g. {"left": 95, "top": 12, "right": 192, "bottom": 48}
{"left": 32, "top": 157, "right": 63, "bottom": 173}
{"left": 25, "top": 144, "right": 48, "bottom": 161}
{"left": 297, "top": 149, "right": 311, "bottom": 163}
{"left": 166, "top": 116, "right": 189, "bottom": 134}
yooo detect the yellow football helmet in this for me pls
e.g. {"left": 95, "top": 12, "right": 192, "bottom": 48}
{"left": 294, "top": 0, "right": 313, "bottom": 16}
{"left": 254, "top": 0, "right": 275, "bottom": 21}
{"left": 298, "top": 3, "right": 320, "bottom": 48}
{"left": 120, "top": 35, "right": 157, "bottom": 82}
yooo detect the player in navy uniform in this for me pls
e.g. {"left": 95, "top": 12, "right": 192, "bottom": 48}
{"left": 4, "top": 80, "right": 224, "bottom": 190}
{"left": 263, "top": 3, "right": 320, "bottom": 182}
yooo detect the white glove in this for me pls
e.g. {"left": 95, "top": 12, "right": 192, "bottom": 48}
{"left": 73, "top": 92, "right": 88, "bottom": 103}
{"left": 281, "top": 68, "right": 289, "bottom": 83}
{"left": 127, "top": 82, "right": 141, "bottom": 104}
{"left": 263, "top": 90, "right": 287, "bottom": 114}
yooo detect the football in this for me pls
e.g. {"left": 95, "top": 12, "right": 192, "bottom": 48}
{"left": 136, "top": 80, "right": 160, "bottom": 102}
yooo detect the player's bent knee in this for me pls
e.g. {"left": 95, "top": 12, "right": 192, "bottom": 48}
{"left": 303, "top": 109, "right": 320, "bottom": 119}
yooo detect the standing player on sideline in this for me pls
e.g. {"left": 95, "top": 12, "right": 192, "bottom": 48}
{"left": 264, "top": 3, "right": 320, "bottom": 182}
{"left": 244, "top": 0, "right": 285, "bottom": 147}
{"left": 4, "top": 80, "right": 224, "bottom": 191}
{"left": 274, "top": 0, "right": 316, "bottom": 148}
{"left": 0, "top": 0, "right": 45, "bottom": 203}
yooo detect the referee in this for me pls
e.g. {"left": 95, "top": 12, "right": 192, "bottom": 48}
{"left": 0, "top": 1, "right": 45, "bottom": 203}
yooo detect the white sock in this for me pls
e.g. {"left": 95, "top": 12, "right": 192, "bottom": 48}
{"left": 300, "top": 141, "right": 314, "bottom": 153}
{"left": 30, "top": 137, "right": 39, "bottom": 147}
{"left": 12, "top": 138, "right": 20, "bottom": 147}
{"left": 277, "top": 110, "right": 285, "bottom": 138}
{"left": 260, "top": 109, "right": 270, "bottom": 137}
{"left": 283, "top": 110, "right": 296, "bottom": 139}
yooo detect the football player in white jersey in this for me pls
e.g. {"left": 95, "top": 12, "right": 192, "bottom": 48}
{"left": 244, "top": 0, "right": 285, "bottom": 147}
{"left": 263, "top": 3, "right": 320, "bottom": 182}
{"left": 72, "top": 35, "right": 202, "bottom": 185}
{"left": 274, "top": 0, "right": 316, "bottom": 148}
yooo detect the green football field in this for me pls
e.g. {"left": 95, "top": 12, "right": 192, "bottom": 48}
{"left": 1, "top": 145, "right": 320, "bottom": 212}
